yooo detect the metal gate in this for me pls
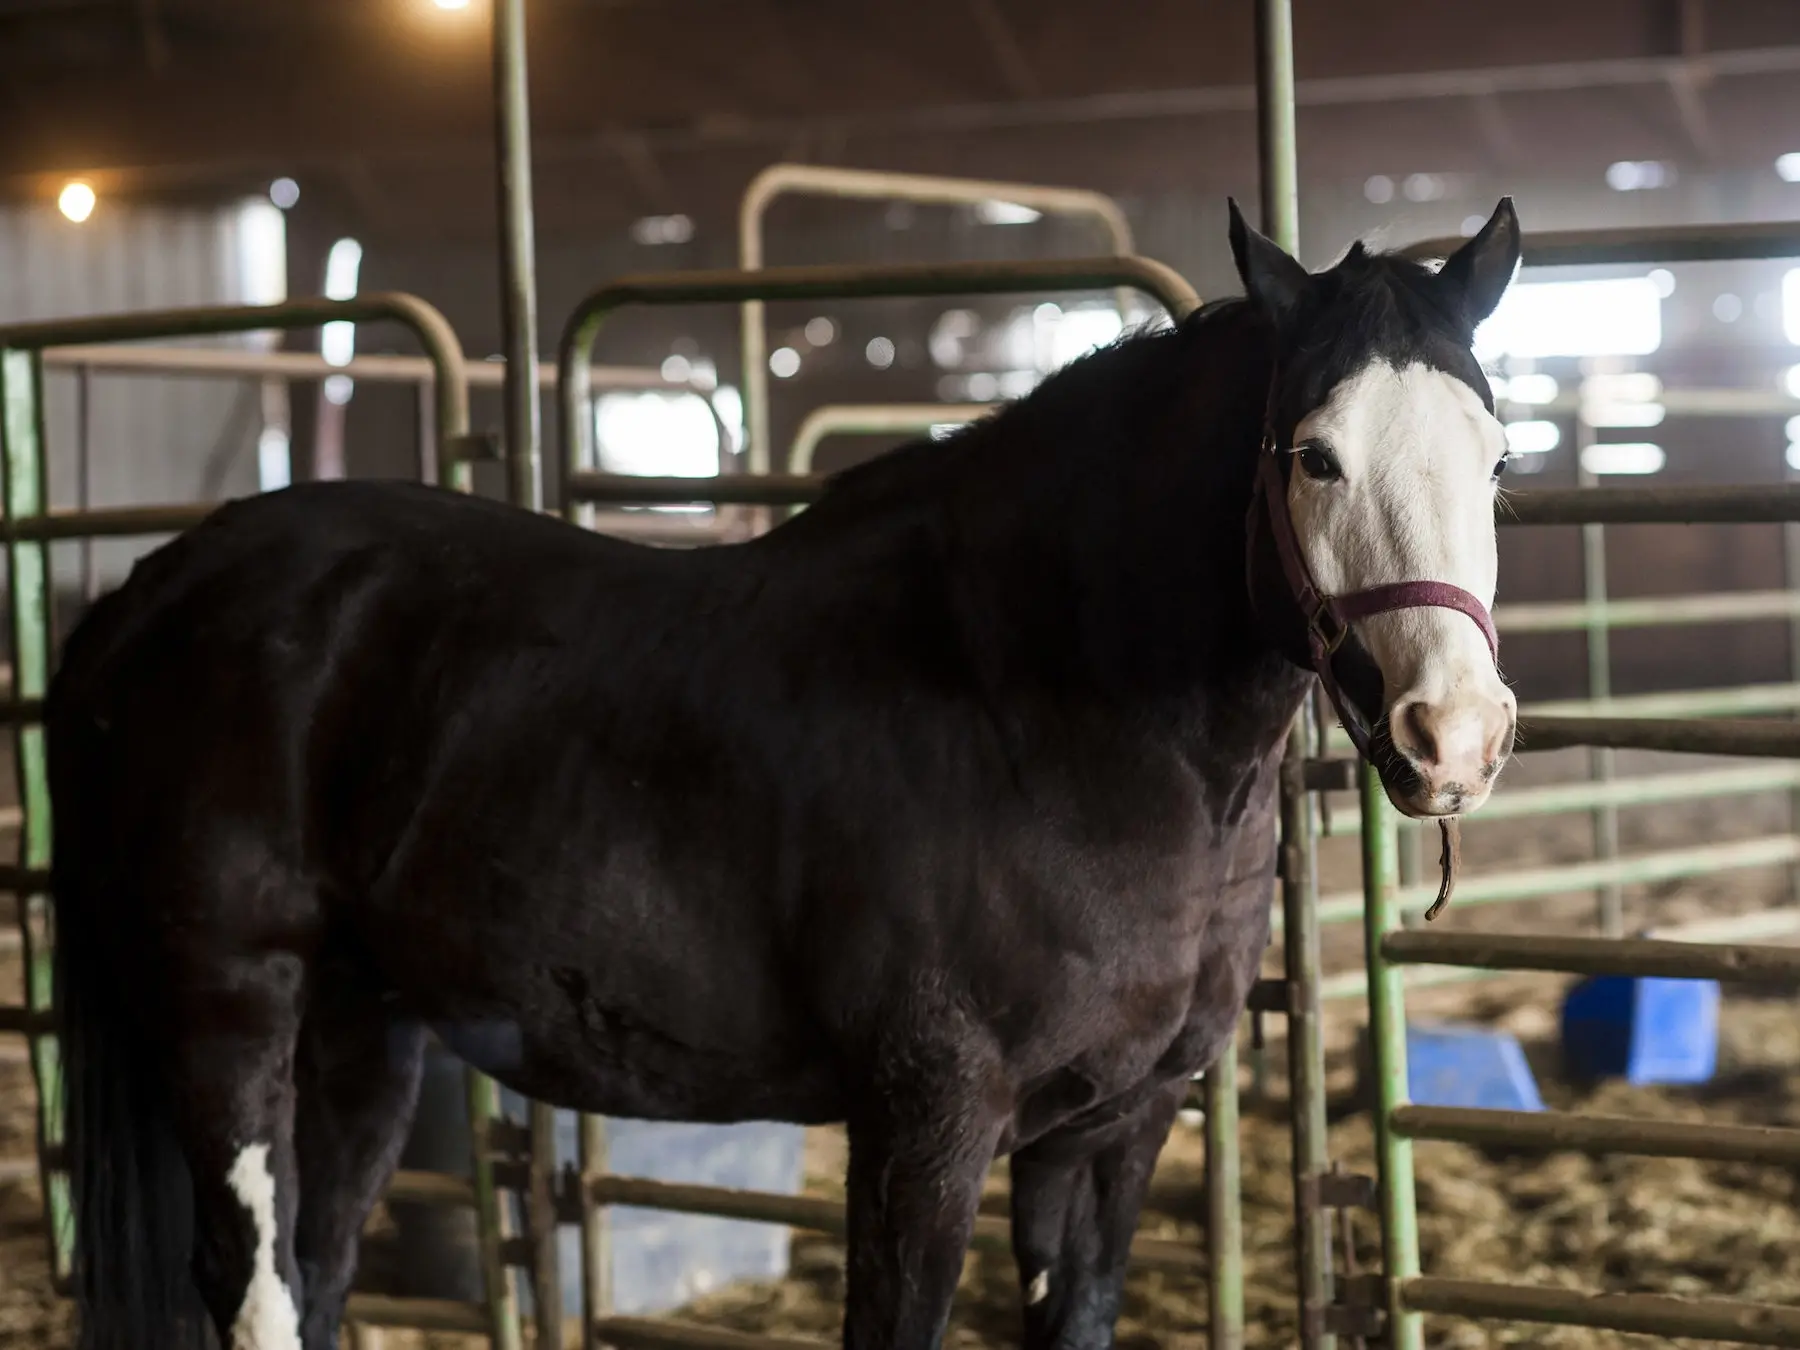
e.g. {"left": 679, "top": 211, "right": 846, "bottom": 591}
{"left": 1348, "top": 218, "right": 1800, "bottom": 1347}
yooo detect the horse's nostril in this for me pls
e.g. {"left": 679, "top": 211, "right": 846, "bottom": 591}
{"left": 1401, "top": 702, "right": 1438, "bottom": 767}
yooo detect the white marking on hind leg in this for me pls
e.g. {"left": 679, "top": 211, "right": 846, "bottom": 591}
{"left": 225, "top": 1143, "right": 303, "bottom": 1350}
{"left": 1027, "top": 1270, "right": 1051, "bottom": 1305}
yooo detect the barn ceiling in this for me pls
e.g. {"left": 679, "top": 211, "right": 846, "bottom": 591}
{"left": 3, "top": 0, "right": 1800, "bottom": 244}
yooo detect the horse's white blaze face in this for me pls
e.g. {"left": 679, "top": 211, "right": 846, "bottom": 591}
{"left": 226, "top": 1143, "right": 303, "bottom": 1350}
{"left": 1288, "top": 359, "right": 1516, "bottom": 817}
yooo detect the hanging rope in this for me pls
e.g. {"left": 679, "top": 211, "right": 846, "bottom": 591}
{"left": 1424, "top": 818, "right": 1461, "bottom": 922}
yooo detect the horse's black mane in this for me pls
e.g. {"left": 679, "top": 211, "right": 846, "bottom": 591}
{"left": 807, "top": 239, "right": 1488, "bottom": 519}
{"left": 808, "top": 297, "right": 1250, "bottom": 514}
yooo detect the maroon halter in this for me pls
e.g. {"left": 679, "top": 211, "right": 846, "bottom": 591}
{"left": 1248, "top": 388, "right": 1499, "bottom": 761}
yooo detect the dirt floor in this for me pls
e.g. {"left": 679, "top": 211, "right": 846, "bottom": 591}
{"left": 5, "top": 747, "right": 1800, "bottom": 1348}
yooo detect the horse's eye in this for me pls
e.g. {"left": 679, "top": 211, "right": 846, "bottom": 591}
{"left": 1492, "top": 455, "right": 1510, "bottom": 480}
{"left": 1295, "top": 441, "right": 1342, "bottom": 482}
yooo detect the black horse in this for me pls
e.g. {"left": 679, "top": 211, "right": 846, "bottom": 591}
{"left": 47, "top": 201, "right": 1520, "bottom": 1350}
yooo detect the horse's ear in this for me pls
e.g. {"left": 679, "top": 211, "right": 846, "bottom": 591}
{"left": 1228, "top": 197, "right": 1309, "bottom": 324}
{"left": 1437, "top": 197, "right": 1521, "bottom": 329}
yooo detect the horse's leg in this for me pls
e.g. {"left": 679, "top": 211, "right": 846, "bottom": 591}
{"left": 291, "top": 951, "right": 428, "bottom": 1350}
{"left": 165, "top": 943, "right": 309, "bottom": 1350}
{"left": 1007, "top": 1080, "right": 1185, "bottom": 1350}
{"left": 841, "top": 1051, "right": 1007, "bottom": 1350}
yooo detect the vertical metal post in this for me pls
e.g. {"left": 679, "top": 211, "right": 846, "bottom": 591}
{"left": 0, "top": 348, "right": 72, "bottom": 1282}
{"left": 416, "top": 379, "right": 440, "bottom": 488}
{"left": 527, "top": 1102, "right": 562, "bottom": 1350}
{"left": 739, "top": 209, "right": 772, "bottom": 479}
{"left": 578, "top": 1114, "right": 612, "bottom": 1350}
{"left": 1360, "top": 765, "right": 1422, "bottom": 1350}
{"left": 1255, "top": 0, "right": 1299, "bottom": 256}
{"left": 494, "top": 0, "right": 543, "bottom": 512}
{"left": 1783, "top": 465, "right": 1800, "bottom": 904}
{"left": 1577, "top": 409, "right": 1622, "bottom": 935}
{"left": 1281, "top": 723, "right": 1335, "bottom": 1350}
{"left": 75, "top": 363, "right": 97, "bottom": 604}
{"left": 1255, "top": 4, "right": 1325, "bottom": 1346}
{"left": 467, "top": 1071, "right": 524, "bottom": 1350}
{"left": 1203, "top": 1049, "right": 1244, "bottom": 1350}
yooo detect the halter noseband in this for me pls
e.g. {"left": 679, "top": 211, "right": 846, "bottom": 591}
{"left": 1247, "top": 372, "right": 1499, "bottom": 763}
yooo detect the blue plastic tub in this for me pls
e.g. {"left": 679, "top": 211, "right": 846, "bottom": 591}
{"left": 1561, "top": 975, "right": 1719, "bottom": 1086}
{"left": 1404, "top": 1021, "right": 1545, "bottom": 1112}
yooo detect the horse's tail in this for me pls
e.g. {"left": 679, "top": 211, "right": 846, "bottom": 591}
{"left": 49, "top": 608, "right": 207, "bottom": 1350}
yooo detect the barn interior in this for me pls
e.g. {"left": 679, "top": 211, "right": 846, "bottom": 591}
{"left": 6, "top": 2, "right": 1800, "bottom": 1348}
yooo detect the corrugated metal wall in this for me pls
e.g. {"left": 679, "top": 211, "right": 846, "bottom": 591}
{"left": 0, "top": 201, "right": 271, "bottom": 592}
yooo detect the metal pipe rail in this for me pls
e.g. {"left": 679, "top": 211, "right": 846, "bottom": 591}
{"left": 0, "top": 294, "right": 471, "bottom": 482}
{"left": 1392, "top": 1105, "right": 1800, "bottom": 1166}
{"left": 1381, "top": 928, "right": 1800, "bottom": 983}
{"left": 1503, "top": 482, "right": 1800, "bottom": 526}
{"left": 557, "top": 256, "right": 1201, "bottom": 508}
{"left": 786, "top": 402, "right": 998, "bottom": 476}
{"left": 1318, "top": 761, "right": 1800, "bottom": 837}
{"left": 1399, "top": 1278, "right": 1800, "bottom": 1346}
{"left": 1313, "top": 833, "right": 1800, "bottom": 929}
{"left": 1495, "top": 589, "right": 1800, "bottom": 634}
{"left": 578, "top": 1174, "right": 1207, "bottom": 1273}
{"left": 1519, "top": 714, "right": 1800, "bottom": 757}
{"left": 1402, "top": 218, "right": 1800, "bottom": 267}
{"left": 40, "top": 342, "right": 696, "bottom": 393}
{"left": 738, "top": 163, "right": 1135, "bottom": 474}
{"left": 596, "top": 1319, "right": 819, "bottom": 1350}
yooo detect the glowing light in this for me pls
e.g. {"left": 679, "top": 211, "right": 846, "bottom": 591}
{"left": 432, "top": 0, "right": 470, "bottom": 9}
{"left": 804, "top": 316, "right": 836, "bottom": 346}
{"left": 710, "top": 385, "right": 744, "bottom": 452}
{"left": 1784, "top": 268, "right": 1800, "bottom": 345}
{"left": 769, "top": 347, "right": 800, "bottom": 378}
{"left": 1787, "top": 413, "right": 1800, "bottom": 443}
{"left": 322, "top": 373, "right": 355, "bottom": 406}
{"left": 661, "top": 354, "right": 692, "bottom": 383}
{"left": 1714, "top": 293, "right": 1743, "bottom": 323}
{"left": 1586, "top": 402, "right": 1666, "bottom": 429}
{"left": 1503, "top": 420, "right": 1561, "bottom": 456}
{"left": 321, "top": 237, "right": 362, "bottom": 371}
{"left": 269, "top": 177, "right": 300, "bottom": 210}
{"left": 234, "top": 201, "right": 288, "bottom": 308}
{"left": 631, "top": 214, "right": 693, "bottom": 246}
{"left": 1648, "top": 269, "right": 1676, "bottom": 298}
{"left": 930, "top": 309, "right": 980, "bottom": 369}
{"left": 1581, "top": 442, "right": 1665, "bottom": 475}
{"left": 966, "top": 372, "right": 999, "bottom": 400}
{"left": 1364, "top": 175, "right": 1395, "bottom": 204}
{"left": 1459, "top": 214, "right": 1487, "bottom": 237}
{"left": 1777, "top": 152, "right": 1800, "bottom": 183}
{"left": 1402, "top": 173, "right": 1445, "bottom": 202}
{"left": 1786, "top": 366, "right": 1800, "bottom": 399}
{"left": 865, "top": 336, "right": 896, "bottom": 369}
{"left": 257, "top": 428, "right": 291, "bottom": 491}
{"left": 324, "top": 237, "right": 362, "bottom": 300}
{"left": 1475, "top": 276, "right": 1662, "bottom": 360}
{"left": 57, "top": 181, "right": 96, "bottom": 223}
{"left": 1582, "top": 373, "right": 1662, "bottom": 403}
{"left": 975, "top": 199, "right": 1041, "bottom": 225}
{"left": 1787, "top": 442, "right": 1800, "bottom": 472}
{"left": 1606, "top": 160, "right": 1674, "bottom": 191}
{"left": 1499, "top": 373, "right": 1558, "bottom": 405}
{"left": 595, "top": 391, "right": 721, "bottom": 485}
